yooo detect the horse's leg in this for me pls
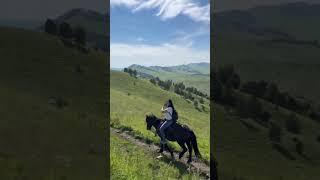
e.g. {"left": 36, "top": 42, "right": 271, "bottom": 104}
{"left": 164, "top": 144, "right": 174, "bottom": 160}
{"left": 186, "top": 141, "right": 193, "bottom": 163}
{"left": 177, "top": 140, "right": 187, "bottom": 159}
{"left": 158, "top": 143, "right": 164, "bottom": 153}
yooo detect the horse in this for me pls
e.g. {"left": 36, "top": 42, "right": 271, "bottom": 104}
{"left": 145, "top": 114, "right": 201, "bottom": 163}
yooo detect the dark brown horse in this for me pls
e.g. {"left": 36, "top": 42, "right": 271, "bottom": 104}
{"left": 145, "top": 114, "right": 201, "bottom": 163}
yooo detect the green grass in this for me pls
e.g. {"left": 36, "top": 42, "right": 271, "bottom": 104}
{"left": 110, "top": 70, "right": 210, "bottom": 161}
{"left": 214, "top": 99, "right": 320, "bottom": 180}
{"left": 0, "top": 26, "right": 107, "bottom": 179}
{"left": 110, "top": 133, "right": 203, "bottom": 179}
{"left": 214, "top": 6, "right": 320, "bottom": 179}
{"left": 215, "top": 20, "right": 320, "bottom": 102}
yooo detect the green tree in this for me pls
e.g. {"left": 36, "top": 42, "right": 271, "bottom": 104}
{"left": 285, "top": 113, "right": 301, "bottom": 134}
{"left": 269, "top": 122, "right": 282, "bottom": 143}
{"left": 59, "top": 22, "right": 73, "bottom": 39}
{"left": 74, "top": 26, "right": 86, "bottom": 45}
{"left": 44, "top": 19, "right": 57, "bottom": 35}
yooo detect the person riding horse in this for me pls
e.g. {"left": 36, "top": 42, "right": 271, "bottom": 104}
{"left": 159, "top": 99, "right": 175, "bottom": 145}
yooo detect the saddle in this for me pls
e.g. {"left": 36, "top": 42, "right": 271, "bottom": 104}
{"left": 163, "top": 121, "right": 181, "bottom": 139}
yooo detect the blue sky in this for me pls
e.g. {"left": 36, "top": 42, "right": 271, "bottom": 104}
{"left": 110, "top": 0, "right": 210, "bottom": 68}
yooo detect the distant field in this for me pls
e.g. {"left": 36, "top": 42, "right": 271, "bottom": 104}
{"left": 129, "top": 64, "right": 210, "bottom": 95}
{"left": 0, "top": 27, "right": 107, "bottom": 179}
{"left": 110, "top": 70, "right": 210, "bottom": 161}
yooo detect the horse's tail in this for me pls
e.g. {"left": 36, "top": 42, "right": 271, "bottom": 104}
{"left": 190, "top": 131, "right": 201, "bottom": 158}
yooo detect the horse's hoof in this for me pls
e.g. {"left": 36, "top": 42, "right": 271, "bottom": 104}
{"left": 179, "top": 154, "right": 183, "bottom": 159}
{"left": 187, "top": 159, "right": 192, "bottom": 163}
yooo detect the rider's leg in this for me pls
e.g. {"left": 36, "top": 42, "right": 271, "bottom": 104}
{"left": 159, "top": 120, "right": 173, "bottom": 144}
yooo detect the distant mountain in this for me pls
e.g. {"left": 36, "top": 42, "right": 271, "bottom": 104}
{"left": 40, "top": 8, "right": 109, "bottom": 51}
{"left": 215, "top": 2, "right": 320, "bottom": 41}
{"left": 128, "top": 63, "right": 210, "bottom": 94}
{"left": 129, "top": 62, "right": 209, "bottom": 75}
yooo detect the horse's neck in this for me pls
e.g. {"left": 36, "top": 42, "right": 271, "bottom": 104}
{"left": 152, "top": 119, "right": 161, "bottom": 129}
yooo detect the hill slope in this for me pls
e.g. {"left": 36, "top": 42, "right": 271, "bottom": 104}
{"left": 110, "top": 70, "right": 210, "bottom": 178}
{"left": 128, "top": 62, "right": 210, "bottom": 95}
{"left": 39, "top": 8, "right": 109, "bottom": 51}
{"left": 214, "top": 2, "right": 320, "bottom": 101}
{"left": 0, "top": 27, "right": 107, "bottom": 179}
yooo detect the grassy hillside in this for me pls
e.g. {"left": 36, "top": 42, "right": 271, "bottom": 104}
{"left": 40, "top": 8, "right": 109, "bottom": 51}
{"left": 214, "top": 2, "right": 320, "bottom": 102}
{"left": 128, "top": 63, "right": 210, "bottom": 95}
{"left": 111, "top": 133, "right": 202, "bottom": 179}
{"left": 110, "top": 71, "right": 210, "bottom": 161}
{"left": 0, "top": 26, "right": 107, "bottom": 179}
{"left": 214, "top": 100, "right": 320, "bottom": 180}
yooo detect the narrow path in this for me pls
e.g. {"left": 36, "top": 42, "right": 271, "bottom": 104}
{"left": 111, "top": 128, "right": 210, "bottom": 179}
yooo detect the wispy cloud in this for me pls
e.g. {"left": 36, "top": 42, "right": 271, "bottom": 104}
{"left": 111, "top": 42, "right": 209, "bottom": 68}
{"left": 136, "top": 37, "right": 146, "bottom": 42}
{"left": 172, "top": 26, "right": 209, "bottom": 47}
{"left": 111, "top": 0, "right": 210, "bottom": 23}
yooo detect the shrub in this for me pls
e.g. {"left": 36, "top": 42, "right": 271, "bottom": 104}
{"left": 269, "top": 122, "right": 282, "bottom": 143}
{"left": 285, "top": 114, "right": 301, "bottom": 134}
{"left": 44, "top": 19, "right": 57, "bottom": 35}
{"left": 194, "top": 100, "right": 198, "bottom": 107}
{"left": 73, "top": 26, "right": 86, "bottom": 45}
{"left": 260, "top": 111, "right": 271, "bottom": 123}
{"left": 199, "top": 98, "right": 204, "bottom": 104}
{"left": 59, "top": 22, "right": 73, "bottom": 39}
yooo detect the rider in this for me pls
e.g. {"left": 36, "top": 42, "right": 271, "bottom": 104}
{"left": 159, "top": 99, "right": 175, "bottom": 145}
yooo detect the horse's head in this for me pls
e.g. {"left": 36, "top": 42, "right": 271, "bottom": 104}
{"left": 145, "top": 114, "right": 156, "bottom": 130}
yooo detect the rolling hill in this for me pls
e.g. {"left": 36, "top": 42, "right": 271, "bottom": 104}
{"left": 213, "top": 2, "right": 320, "bottom": 179}
{"left": 214, "top": 2, "right": 320, "bottom": 102}
{"left": 128, "top": 62, "right": 210, "bottom": 95}
{"left": 39, "top": 8, "right": 109, "bottom": 52}
{"left": 0, "top": 26, "right": 107, "bottom": 179}
{"left": 110, "top": 70, "right": 210, "bottom": 178}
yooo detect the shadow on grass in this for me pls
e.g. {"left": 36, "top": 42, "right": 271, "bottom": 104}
{"left": 158, "top": 155, "right": 208, "bottom": 178}
{"left": 272, "top": 143, "right": 296, "bottom": 160}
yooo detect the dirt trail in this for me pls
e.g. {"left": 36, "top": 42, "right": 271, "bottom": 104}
{"left": 111, "top": 128, "right": 210, "bottom": 179}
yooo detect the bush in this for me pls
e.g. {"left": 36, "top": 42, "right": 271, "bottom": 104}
{"left": 74, "top": 26, "right": 86, "bottom": 45}
{"left": 194, "top": 100, "right": 198, "bottom": 107}
{"left": 269, "top": 122, "right": 282, "bottom": 143}
{"left": 296, "top": 140, "right": 304, "bottom": 155}
{"left": 285, "top": 114, "right": 301, "bottom": 134}
{"left": 44, "top": 19, "right": 57, "bottom": 35}
{"left": 59, "top": 22, "right": 73, "bottom": 39}
{"left": 260, "top": 111, "right": 271, "bottom": 123}
{"left": 199, "top": 98, "right": 204, "bottom": 104}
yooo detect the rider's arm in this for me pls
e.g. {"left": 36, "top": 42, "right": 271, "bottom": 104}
{"left": 161, "top": 106, "right": 168, "bottom": 112}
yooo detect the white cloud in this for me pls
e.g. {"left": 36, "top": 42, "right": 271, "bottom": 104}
{"left": 110, "top": 0, "right": 141, "bottom": 7}
{"left": 111, "top": 42, "right": 209, "bottom": 68}
{"left": 111, "top": 0, "right": 210, "bottom": 23}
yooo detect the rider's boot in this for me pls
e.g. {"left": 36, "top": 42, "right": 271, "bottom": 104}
{"left": 158, "top": 143, "right": 164, "bottom": 153}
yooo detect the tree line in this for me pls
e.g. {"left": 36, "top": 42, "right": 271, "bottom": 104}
{"left": 149, "top": 76, "right": 207, "bottom": 111}
{"left": 44, "top": 19, "right": 86, "bottom": 46}
{"left": 211, "top": 64, "right": 320, "bottom": 154}
{"left": 123, "top": 68, "right": 137, "bottom": 78}
{"left": 213, "top": 64, "right": 320, "bottom": 123}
